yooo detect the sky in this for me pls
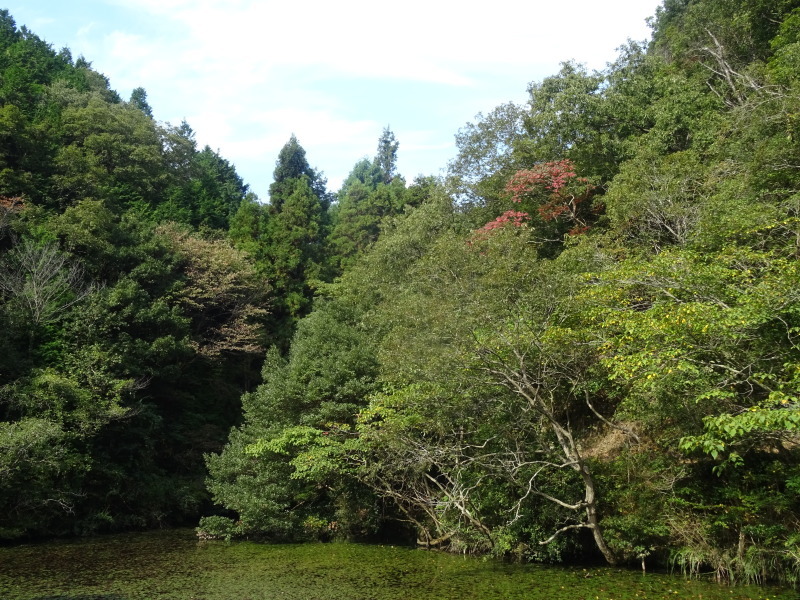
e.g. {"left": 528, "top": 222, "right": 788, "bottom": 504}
{"left": 5, "top": 0, "right": 663, "bottom": 198}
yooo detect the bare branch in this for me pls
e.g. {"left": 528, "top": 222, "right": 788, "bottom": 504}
{"left": 539, "top": 522, "right": 591, "bottom": 545}
{"left": 584, "top": 390, "right": 640, "bottom": 444}
{"left": 0, "top": 238, "right": 96, "bottom": 326}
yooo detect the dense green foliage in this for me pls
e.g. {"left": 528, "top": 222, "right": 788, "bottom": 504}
{"left": 202, "top": 0, "right": 800, "bottom": 587}
{"left": 0, "top": 9, "right": 428, "bottom": 538}
{"left": 4, "top": 0, "right": 800, "bottom": 589}
{"left": 0, "top": 10, "right": 266, "bottom": 537}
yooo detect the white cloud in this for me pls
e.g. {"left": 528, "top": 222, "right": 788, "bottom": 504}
{"left": 108, "top": 0, "right": 656, "bottom": 84}
{"left": 13, "top": 0, "right": 662, "bottom": 197}
{"left": 76, "top": 22, "right": 97, "bottom": 38}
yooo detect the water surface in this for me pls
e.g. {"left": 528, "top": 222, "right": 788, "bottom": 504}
{"left": 0, "top": 529, "right": 794, "bottom": 599}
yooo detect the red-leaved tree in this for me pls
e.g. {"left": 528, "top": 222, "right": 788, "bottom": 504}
{"left": 480, "top": 160, "right": 598, "bottom": 236}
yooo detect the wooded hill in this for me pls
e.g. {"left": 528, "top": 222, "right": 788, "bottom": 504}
{"left": 2, "top": 0, "right": 800, "bottom": 586}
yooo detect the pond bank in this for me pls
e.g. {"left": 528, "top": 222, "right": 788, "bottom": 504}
{"left": 0, "top": 529, "right": 794, "bottom": 599}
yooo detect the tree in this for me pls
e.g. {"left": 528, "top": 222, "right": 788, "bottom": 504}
{"left": 374, "top": 126, "right": 399, "bottom": 184}
{"left": 502, "top": 159, "right": 599, "bottom": 237}
{"left": 348, "top": 217, "right": 622, "bottom": 562}
{"left": 0, "top": 26, "right": 65, "bottom": 115}
{"left": 129, "top": 86, "right": 153, "bottom": 118}
{"left": 449, "top": 102, "right": 526, "bottom": 208}
{"left": 204, "top": 189, "right": 464, "bottom": 543}
{"left": 579, "top": 244, "right": 800, "bottom": 579}
{"left": 156, "top": 145, "right": 249, "bottom": 229}
{"left": 0, "top": 237, "right": 94, "bottom": 353}
{"left": 52, "top": 96, "right": 166, "bottom": 209}
{"left": 262, "top": 175, "right": 326, "bottom": 346}
{"left": 519, "top": 63, "right": 607, "bottom": 172}
{"left": 156, "top": 224, "right": 267, "bottom": 358}
{"left": 327, "top": 162, "right": 410, "bottom": 272}
{"left": 191, "top": 146, "right": 249, "bottom": 228}
{"left": 228, "top": 192, "right": 269, "bottom": 258}
{"left": 161, "top": 120, "right": 196, "bottom": 184}
{"left": 203, "top": 295, "right": 381, "bottom": 541}
{"left": 603, "top": 150, "right": 707, "bottom": 249}
{"left": 0, "top": 104, "right": 45, "bottom": 200}
{"left": 470, "top": 291, "right": 618, "bottom": 565}
{"left": 0, "top": 10, "right": 19, "bottom": 52}
{"left": 269, "top": 135, "right": 328, "bottom": 211}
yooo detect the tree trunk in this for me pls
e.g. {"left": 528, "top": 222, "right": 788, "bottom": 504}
{"left": 552, "top": 419, "right": 617, "bottom": 565}
{"left": 581, "top": 462, "right": 617, "bottom": 566}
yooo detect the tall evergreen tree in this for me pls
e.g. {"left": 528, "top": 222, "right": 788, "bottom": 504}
{"left": 327, "top": 129, "right": 415, "bottom": 272}
{"left": 374, "top": 126, "right": 399, "bottom": 184}
{"left": 128, "top": 86, "right": 153, "bottom": 118}
{"left": 269, "top": 135, "right": 329, "bottom": 211}
{"left": 262, "top": 137, "right": 329, "bottom": 348}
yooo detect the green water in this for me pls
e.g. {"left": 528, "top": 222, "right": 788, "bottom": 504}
{"left": 0, "top": 529, "right": 795, "bottom": 600}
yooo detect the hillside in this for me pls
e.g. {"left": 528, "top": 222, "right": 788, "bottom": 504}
{"left": 2, "top": 0, "right": 800, "bottom": 586}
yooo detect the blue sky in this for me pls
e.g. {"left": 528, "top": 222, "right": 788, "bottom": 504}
{"left": 4, "top": 0, "right": 662, "bottom": 198}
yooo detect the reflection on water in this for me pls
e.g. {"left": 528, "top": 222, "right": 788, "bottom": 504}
{"left": 0, "top": 529, "right": 794, "bottom": 600}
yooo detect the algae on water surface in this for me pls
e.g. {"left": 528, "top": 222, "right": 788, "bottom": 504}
{"left": 0, "top": 529, "right": 794, "bottom": 600}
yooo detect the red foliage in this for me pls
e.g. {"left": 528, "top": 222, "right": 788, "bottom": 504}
{"left": 473, "top": 160, "right": 599, "bottom": 238}
{"left": 505, "top": 159, "right": 578, "bottom": 202}
{"left": 502, "top": 160, "right": 596, "bottom": 234}
{"left": 480, "top": 210, "right": 530, "bottom": 231}
{"left": 468, "top": 210, "right": 530, "bottom": 248}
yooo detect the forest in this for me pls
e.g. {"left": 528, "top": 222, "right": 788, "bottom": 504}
{"left": 2, "top": 0, "right": 800, "bottom": 587}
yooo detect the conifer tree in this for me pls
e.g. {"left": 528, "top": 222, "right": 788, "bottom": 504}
{"left": 262, "top": 137, "right": 328, "bottom": 347}
{"left": 128, "top": 86, "right": 153, "bottom": 118}
{"left": 269, "top": 135, "right": 329, "bottom": 211}
{"left": 374, "top": 126, "right": 399, "bottom": 184}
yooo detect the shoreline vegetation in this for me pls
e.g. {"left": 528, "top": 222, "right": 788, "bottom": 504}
{"left": 2, "top": 0, "right": 800, "bottom": 589}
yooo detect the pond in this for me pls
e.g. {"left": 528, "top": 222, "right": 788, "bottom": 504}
{"left": 0, "top": 529, "right": 794, "bottom": 600}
